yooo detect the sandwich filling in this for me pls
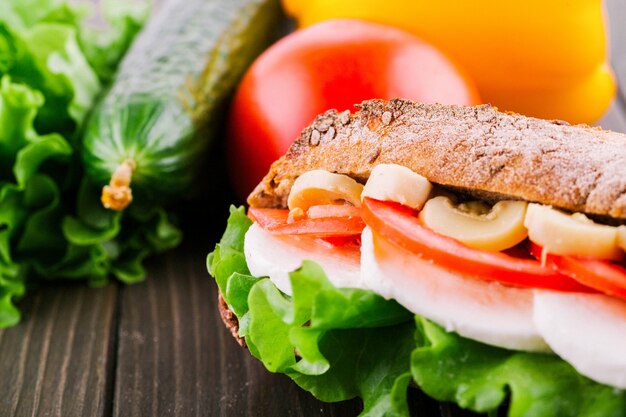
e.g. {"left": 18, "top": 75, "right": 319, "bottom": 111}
{"left": 243, "top": 165, "right": 626, "bottom": 390}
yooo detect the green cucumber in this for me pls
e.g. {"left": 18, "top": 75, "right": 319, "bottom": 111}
{"left": 82, "top": 0, "right": 281, "bottom": 210}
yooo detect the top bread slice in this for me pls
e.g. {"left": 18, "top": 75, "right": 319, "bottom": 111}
{"left": 248, "top": 99, "right": 626, "bottom": 221}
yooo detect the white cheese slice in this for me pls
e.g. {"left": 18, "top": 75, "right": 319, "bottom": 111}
{"left": 534, "top": 291, "right": 626, "bottom": 388}
{"left": 361, "top": 227, "right": 549, "bottom": 352}
{"left": 244, "top": 223, "right": 362, "bottom": 294}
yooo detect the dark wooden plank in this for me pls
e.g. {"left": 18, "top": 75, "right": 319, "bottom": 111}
{"left": 112, "top": 244, "right": 206, "bottom": 417}
{"left": 112, "top": 240, "right": 363, "bottom": 417}
{"left": 0, "top": 282, "right": 118, "bottom": 417}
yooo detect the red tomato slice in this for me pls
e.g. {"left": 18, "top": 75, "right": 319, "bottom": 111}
{"left": 249, "top": 207, "right": 365, "bottom": 238}
{"left": 306, "top": 205, "right": 361, "bottom": 219}
{"left": 320, "top": 235, "right": 362, "bottom": 248}
{"left": 528, "top": 242, "right": 624, "bottom": 298}
{"left": 361, "top": 198, "right": 592, "bottom": 292}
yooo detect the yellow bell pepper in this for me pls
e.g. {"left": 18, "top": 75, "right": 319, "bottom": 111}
{"left": 283, "top": 0, "right": 616, "bottom": 124}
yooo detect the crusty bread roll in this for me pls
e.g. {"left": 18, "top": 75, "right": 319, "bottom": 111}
{"left": 249, "top": 99, "right": 626, "bottom": 221}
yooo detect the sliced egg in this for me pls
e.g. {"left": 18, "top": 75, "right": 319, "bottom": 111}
{"left": 244, "top": 223, "right": 361, "bottom": 294}
{"left": 361, "top": 227, "right": 549, "bottom": 352}
{"left": 534, "top": 291, "right": 626, "bottom": 388}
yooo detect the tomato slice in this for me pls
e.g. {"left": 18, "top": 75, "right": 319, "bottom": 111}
{"left": 248, "top": 206, "right": 365, "bottom": 238}
{"left": 361, "top": 198, "right": 592, "bottom": 292}
{"left": 528, "top": 242, "right": 624, "bottom": 298}
{"left": 321, "top": 235, "right": 362, "bottom": 248}
{"left": 306, "top": 205, "right": 361, "bottom": 219}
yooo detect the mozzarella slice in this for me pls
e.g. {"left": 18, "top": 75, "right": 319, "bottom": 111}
{"left": 361, "top": 227, "right": 549, "bottom": 352}
{"left": 534, "top": 291, "right": 626, "bottom": 388}
{"left": 244, "top": 223, "right": 362, "bottom": 294}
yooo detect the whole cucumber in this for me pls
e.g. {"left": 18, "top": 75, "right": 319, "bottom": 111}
{"left": 82, "top": 0, "right": 281, "bottom": 210}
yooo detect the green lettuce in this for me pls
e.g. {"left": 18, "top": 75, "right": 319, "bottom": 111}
{"left": 1, "top": 0, "right": 148, "bottom": 133}
{"left": 0, "top": 77, "right": 72, "bottom": 326}
{"left": 208, "top": 207, "right": 626, "bottom": 417}
{"left": 0, "top": 0, "right": 180, "bottom": 327}
{"left": 0, "top": 0, "right": 148, "bottom": 83}
{"left": 412, "top": 317, "right": 626, "bottom": 417}
{"left": 23, "top": 177, "right": 182, "bottom": 287}
{"left": 210, "top": 207, "right": 414, "bottom": 416}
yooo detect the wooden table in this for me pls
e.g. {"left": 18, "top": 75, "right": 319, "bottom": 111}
{"left": 2, "top": 2, "right": 626, "bottom": 416}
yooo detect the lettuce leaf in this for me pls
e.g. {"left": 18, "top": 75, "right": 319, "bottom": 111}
{"left": 0, "top": 0, "right": 148, "bottom": 131}
{"left": 23, "top": 177, "right": 182, "bottom": 286}
{"left": 0, "top": 0, "right": 178, "bottom": 327}
{"left": 412, "top": 317, "right": 626, "bottom": 417}
{"left": 0, "top": 23, "right": 99, "bottom": 134}
{"left": 0, "top": 0, "right": 148, "bottom": 84}
{"left": 0, "top": 77, "right": 72, "bottom": 326}
{"left": 210, "top": 207, "right": 414, "bottom": 416}
{"left": 209, "top": 207, "right": 626, "bottom": 417}
{"left": 0, "top": 0, "right": 70, "bottom": 30}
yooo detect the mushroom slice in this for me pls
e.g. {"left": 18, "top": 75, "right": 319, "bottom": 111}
{"left": 524, "top": 204, "right": 621, "bottom": 260}
{"left": 288, "top": 170, "right": 363, "bottom": 211}
{"left": 419, "top": 196, "right": 528, "bottom": 251}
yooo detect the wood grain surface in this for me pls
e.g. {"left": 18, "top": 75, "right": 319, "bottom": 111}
{"left": 0, "top": 1, "right": 625, "bottom": 416}
{"left": 0, "top": 283, "right": 118, "bottom": 417}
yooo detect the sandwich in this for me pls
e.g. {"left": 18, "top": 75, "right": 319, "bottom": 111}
{"left": 208, "top": 99, "right": 626, "bottom": 416}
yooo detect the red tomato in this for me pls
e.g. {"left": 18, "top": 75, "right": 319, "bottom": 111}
{"left": 249, "top": 206, "right": 365, "bottom": 237}
{"left": 320, "top": 235, "right": 362, "bottom": 248}
{"left": 306, "top": 205, "right": 361, "bottom": 219}
{"left": 228, "top": 19, "right": 480, "bottom": 200}
{"left": 529, "top": 242, "right": 625, "bottom": 298}
{"left": 361, "top": 198, "right": 592, "bottom": 292}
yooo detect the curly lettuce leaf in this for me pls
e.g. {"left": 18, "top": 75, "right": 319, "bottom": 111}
{"left": 26, "top": 178, "right": 183, "bottom": 286}
{"left": 0, "top": 25, "right": 99, "bottom": 133}
{"left": 209, "top": 207, "right": 414, "bottom": 417}
{"left": 0, "top": 77, "right": 74, "bottom": 326}
{"left": 209, "top": 207, "right": 626, "bottom": 417}
{"left": 208, "top": 206, "right": 252, "bottom": 297}
{"left": 110, "top": 200, "right": 183, "bottom": 284}
{"left": 411, "top": 317, "right": 626, "bottom": 417}
{"left": 0, "top": 261, "right": 24, "bottom": 327}
{"left": 0, "top": 25, "right": 19, "bottom": 75}
{"left": 0, "top": 77, "right": 44, "bottom": 174}
{"left": 0, "top": 0, "right": 68, "bottom": 30}
{"left": 1, "top": 0, "right": 148, "bottom": 131}
{"left": 0, "top": 183, "right": 27, "bottom": 327}
{"left": 20, "top": 23, "right": 100, "bottom": 127}
{"left": 0, "top": 2, "right": 167, "bottom": 326}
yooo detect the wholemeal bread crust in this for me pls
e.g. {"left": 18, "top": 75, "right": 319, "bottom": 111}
{"left": 248, "top": 99, "right": 626, "bottom": 220}
{"left": 218, "top": 294, "right": 246, "bottom": 347}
